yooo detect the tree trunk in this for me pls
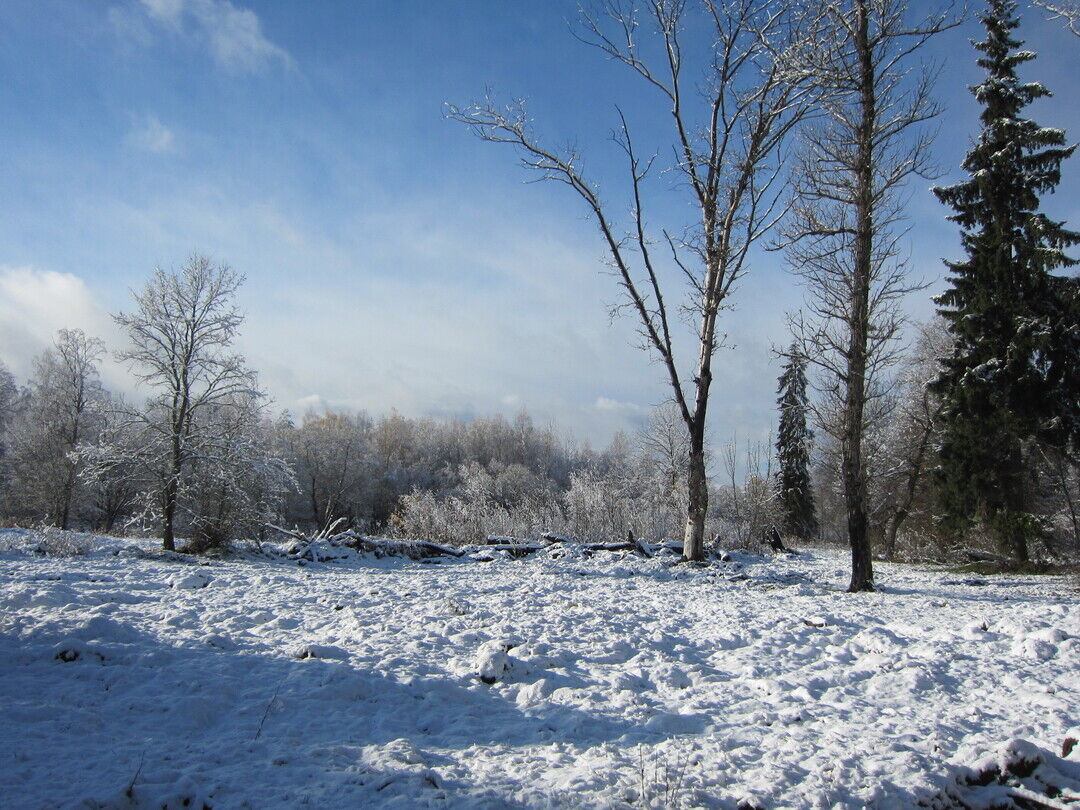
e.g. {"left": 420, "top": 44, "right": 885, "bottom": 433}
{"left": 683, "top": 430, "right": 708, "bottom": 562}
{"left": 993, "top": 441, "right": 1031, "bottom": 562}
{"left": 163, "top": 435, "right": 181, "bottom": 552}
{"left": 59, "top": 464, "right": 77, "bottom": 531}
{"left": 845, "top": 0, "right": 875, "bottom": 593}
{"left": 162, "top": 477, "right": 177, "bottom": 552}
{"left": 59, "top": 410, "right": 82, "bottom": 531}
{"left": 1057, "top": 455, "right": 1080, "bottom": 549}
{"left": 883, "top": 511, "right": 902, "bottom": 561}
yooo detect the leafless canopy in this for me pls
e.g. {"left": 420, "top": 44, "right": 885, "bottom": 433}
{"left": 781, "top": 0, "right": 955, "bottom": 408}
{"left": 1035, "top": 0, "right": 1080, "bottom": 36}
{"left": 449, "top": 0, "right": 821, "bottom": 559}
{"left": 112, "top": 255, "right": 263, "bottom": 549}
{"left": 778, "top": 0, "right": 958, "bottom": 590}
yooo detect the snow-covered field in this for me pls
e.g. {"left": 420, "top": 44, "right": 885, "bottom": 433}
{"left": 1, "top": 530, "right": 1077, "bottom": 809}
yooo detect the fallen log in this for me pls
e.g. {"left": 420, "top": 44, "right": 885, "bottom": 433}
{"left": 485, "top": 535, "right": 534, "bottom": 546}
{"left": 965, "top": 549, "right": 1009, "bottom": 564}
{"left": 471, "top": 543, "right": 545, "bottom": 558}
{"left": 581, "top": 541, "right": 638, "bottom": 552}
{"left": 648, "top": 542, "right": 684, "bottom": 555}
{"left": 265, "top": 524, "right": 309, "bottom": 543}
{"left": 628, "top": 529, "right": 653, "bottom": 558}
{"left": 539, "top": 532, "right": 571, "bottom": 544}
{"left": 337, "top": 531, "right": 465, "bottom": 559}
{"left": 264, "top": 525, "right": 465, "bottom": 560}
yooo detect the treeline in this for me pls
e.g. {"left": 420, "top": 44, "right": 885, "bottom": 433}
{"left": 0, "top": 289, "right": 1076, "bottom": 560}
{"left": 0, "top": 266, "right": 753, "bottom": 551}
{"left": 2, "top": 1, "right": 1078, "bottom": 572}
{"left": 0, "top": 263, "right": 702, "bottom": 550}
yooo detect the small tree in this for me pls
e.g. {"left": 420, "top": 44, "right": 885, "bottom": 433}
{"left": 932, "top": 0, "right": 1080, "bottom": 561}
{"left": 0, "top": 361, "right": 24, "bottom": 516}
{"left": 183, "top": 392, "right": 295, "bottom": 550}
{"left": 6, "top": 330, "right": 106, "bottom": 528}
{"left": 774, "top": 346, "right": 817, "bottom": 543}
{"left": 875, "top": 320, "right": 950, "bottom": 560}
{"left": 637, "top": 402, "right": 690, "bottom": 518}
{"left": 113, "top": 256, "right": 260, "bottom": 550}
{"left": 83, "top": 395, "right": 141, "bottom": 533}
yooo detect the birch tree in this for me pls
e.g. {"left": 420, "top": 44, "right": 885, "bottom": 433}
{"left": 779, "top": 0, "right": 956, "bottom": 590}
{"left": 450, "top": 0, "right": 818, "bottom": 560}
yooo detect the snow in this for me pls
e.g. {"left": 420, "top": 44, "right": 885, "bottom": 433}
{"left": 0, "top": 529, "right": 1078, "bottom": 809}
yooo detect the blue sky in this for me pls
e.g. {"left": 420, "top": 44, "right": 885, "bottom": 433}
{"left": 1, "top": 0, "right": 1078, "bottom": 448}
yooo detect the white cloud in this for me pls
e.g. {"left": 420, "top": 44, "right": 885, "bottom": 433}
{"left": 112, "top": 0, "right": 291, "bottom": 73}
{"left": 0, "top": 267, "right": 129, "bottom": 394}
{"left": 294, "top": 394, "right": 328, "bottom": 416}
{"left": 140, "top": 0, "right": 185, "bottom": 26}
{"left": 52, "top": 184, "right": 788, "bottom": 446}
{"left": 594, "top": 396, "right": 646, "bottom": 415}
{"left": 126, "top": 113, "right": 176, "bottom": 153}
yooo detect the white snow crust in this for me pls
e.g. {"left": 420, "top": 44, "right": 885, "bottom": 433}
{"left": 0, "top": 529, "right": 1077, "bottom": 808}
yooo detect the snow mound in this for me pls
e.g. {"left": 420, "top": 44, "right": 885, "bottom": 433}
{"left": 294, "top": 644, "right": 349, "bottom": 661}
{"left": 935, "top": 737, "right": 1080, "bottom": 809}
{"left": 168, "top": 572, "right": 211, "bottom": 589}
{"left": 475, "top": 639, "right": 519, "bottom": 684}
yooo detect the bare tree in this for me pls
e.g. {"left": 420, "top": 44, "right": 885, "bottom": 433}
{"left": 0, "top": 361, "right": 19, "bottom": 437}
{"left": 84, "top": 395, "right": 141, "bottom": 533}
{"left": 720, "top": 435, "right": 777, "bottom": 547}
{"left": 875, "top": 319, "right": 950, "bottom": 560}
{"left": 6, "top": 330, "right": 106, "bottom": 529}
{"left": 113, "top": 256, "right": 259, "bottom": 550}
{"left": 182, "top": 391, "right": 295, "bottom": 551}
{"left": 779, "top": 0, "right": 956, "bottom": 590}
{"left": 0, "top": 362, "right": 22, "bottom": 510}
{"left": 449, "top": 0, "right": 818, "bottom": 560}
{"left": 1034, "top": 0, "right": 1080, "bottom": 35}
{"left": 287, "top": 409, "right": 376, "bottom": 531}
{"left": 637, "top": 402, "right": 691, "bottom": 515}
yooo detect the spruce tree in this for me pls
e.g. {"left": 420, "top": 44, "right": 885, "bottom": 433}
{"left": 932, "top": 0, "right": 1080, "bottom": 561}
{"left": 775, "top": 346, "right": 818, "bottom": 542}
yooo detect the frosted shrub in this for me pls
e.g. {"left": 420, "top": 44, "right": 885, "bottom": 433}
{"left": 31, "top": 526, "right": 92, "bottom": 557}
{"left": 392, "top": 463, "right": 562, "bottom": 545}
{"left": 392, "top": 460, "right": 686, "bottom": 547}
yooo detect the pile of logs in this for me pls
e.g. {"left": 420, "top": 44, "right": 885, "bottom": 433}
{"left": 469, "top": 530, "right": 682, "bottom": 560}
{"left": 265, "top": 524, "right": 683, "bottom": 563}
{"left": 266, "top": 523, "right": 464, "bottom": 562}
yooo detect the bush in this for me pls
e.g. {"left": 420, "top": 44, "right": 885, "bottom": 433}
{"left": 31, "top": 526, "right": 92, "bottom": 557}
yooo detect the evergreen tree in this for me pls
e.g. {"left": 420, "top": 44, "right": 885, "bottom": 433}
{"left": 932, "top": 0, "right": 1080, "bottom": 561}
{"left": 775, "top": 346, "right": 818, "bottom": 542}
